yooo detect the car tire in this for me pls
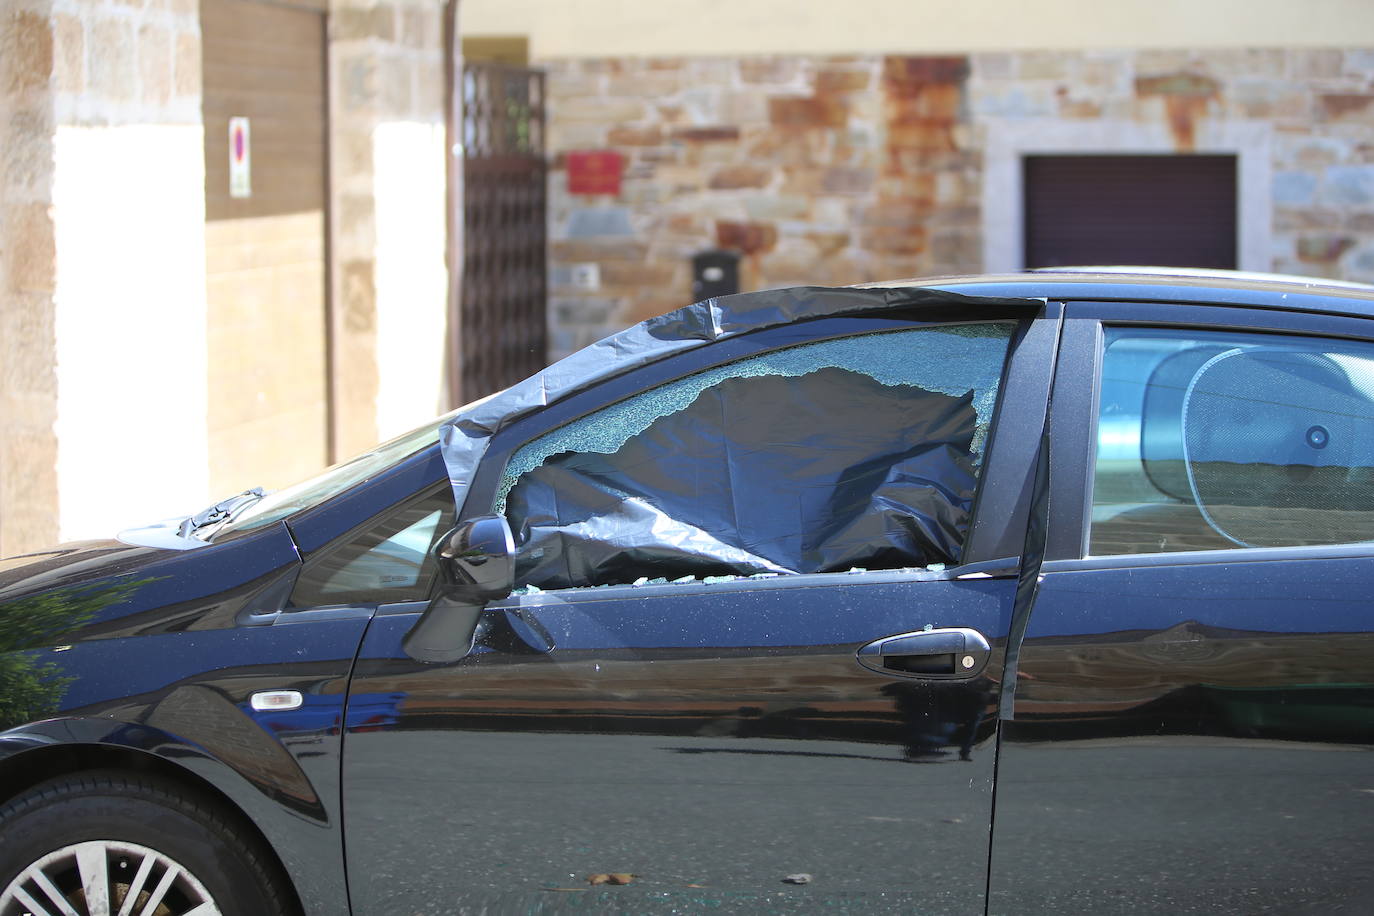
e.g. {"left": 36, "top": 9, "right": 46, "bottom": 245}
{"left": 0, "top": 770, "right": 292, "bottom": 916}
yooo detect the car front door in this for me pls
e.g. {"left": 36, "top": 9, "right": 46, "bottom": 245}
{"left": 989, "top": 301, "right": 1374, "bottom": 913}
{"left": 341, "top": 307, "right": 1059, "bottom": 914}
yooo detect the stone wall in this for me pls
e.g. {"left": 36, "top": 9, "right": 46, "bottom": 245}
{"left": 2, "top": 0, "right": 206, "bottom": 553}
{"left": 51, "top": 0, "right": 202, "bottom": 125}
{"left": 544, "top": 48, "right": 1374, "bottom": 358}
{"left": 329, "top": 0, "right": 449, "bottom": 454}
{"left": 968, "top": 49, "right": 1374, "bottom": 279}
{"left": 545, "top": 54, "right": 979, "bottom": 358}
{"left": 0, "top": 0, "right": 58, "bottom": 554}
{"left": 47, "top": 0, "right": 210, "bottom": 542}
{"left": 0, "top": 0, "right": 451, "bottom": 555}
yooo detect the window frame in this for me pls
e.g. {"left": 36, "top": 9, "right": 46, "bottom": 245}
{"left": 1050, "top": 300, "right": 1374, "bottom": 565}
{"left": 463, "top": 309, "right": 1056, "bottom": 583}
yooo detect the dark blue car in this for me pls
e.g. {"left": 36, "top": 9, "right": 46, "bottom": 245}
{"left": 1, "top": 270, "right": 1371, "bottom": 915}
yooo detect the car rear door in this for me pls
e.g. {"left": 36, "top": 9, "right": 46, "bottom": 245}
{"left": 989, "top": 301, "right": 1374, "bottom": 913}
{"left": 341, "top": 306, "right": 1059, "bottom": 914}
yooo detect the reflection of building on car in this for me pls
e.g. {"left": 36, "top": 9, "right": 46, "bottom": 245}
{"left": 2, "top": 269, "right": 1374, "bottom": 915}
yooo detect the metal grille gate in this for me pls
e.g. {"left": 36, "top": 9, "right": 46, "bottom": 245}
{"left": 457, "top": 62, "right": 548, "bottom": 402}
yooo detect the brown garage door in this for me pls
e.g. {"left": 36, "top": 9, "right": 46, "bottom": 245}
{"left": 1023, "top": 154, "right": 1237, "bottom": 270}
{"left": 202, "top": 0, "right": 328, "bottom": 495}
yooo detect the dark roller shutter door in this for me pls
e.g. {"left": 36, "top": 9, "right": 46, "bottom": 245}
{"left": 1024, "top": 154, "right": 1237, "bottom": 269}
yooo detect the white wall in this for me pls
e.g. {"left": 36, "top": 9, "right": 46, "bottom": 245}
{"left": 463, "top": 0, "right": 1374, "bottom": 58}
{"left": 373, "top": 121, "right": 450, "bottom": 442}
{"left": 53, "top": 124, "right": 210, "bottom": 539}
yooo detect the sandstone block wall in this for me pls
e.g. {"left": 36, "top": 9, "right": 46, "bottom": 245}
{"left": 0, "top": 0, "right": 451, "bottom": 555}
{"left": 1, "top": 0, "right": 207, "bottom": 553}
{"left": 48, "top": 0, "right": 210, "bottom": 543}
{"left": 544, "top": 49, "right": 1374, "bottom": 358}
{"left": 51, "top": 0, "right": 202, "bottom": 125}
{"left": 545, "top": 54, "right": 977, "bottom": 357}
{"left": 968, "top": 49, "right": 1374, "bottom": 280}
{"left": 329, "top": 0, "right": 449, "bottom": 455}
{"left": 0, "top": 1, "right": 59, "bottom": 554}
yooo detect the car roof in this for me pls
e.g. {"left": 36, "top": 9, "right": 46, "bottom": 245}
{"left": 855, "top": 267, "right": 1374, "bottom": 318}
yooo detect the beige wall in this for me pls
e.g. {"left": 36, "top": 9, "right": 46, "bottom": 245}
{"left": 463, "top": 0, "right": 1374, "bottom": 59}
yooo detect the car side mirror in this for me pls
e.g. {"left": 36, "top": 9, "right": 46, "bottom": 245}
{"left": 402, "top": 515, "right": 515, "bottom": 664}
{"left": 435, "top": 515, "right": 515, "bottom": 601}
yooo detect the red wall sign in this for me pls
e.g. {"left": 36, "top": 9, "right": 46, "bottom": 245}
{"left": 567, "top": 150, "right": 624, "bottom": 195}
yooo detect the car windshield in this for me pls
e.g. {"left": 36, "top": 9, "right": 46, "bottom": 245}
{"left": 211, "top": 412, "right": 458, "bottom": 537}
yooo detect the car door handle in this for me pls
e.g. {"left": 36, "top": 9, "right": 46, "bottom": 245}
{"left": 856, "top": 627, "right": 991, "bottom": 679}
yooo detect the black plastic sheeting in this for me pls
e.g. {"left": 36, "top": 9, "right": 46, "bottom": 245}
{"left": 505, "top": 368, "right": 982, "bottom": 590}
{"left": 439, "top": 285, "right": 1042, "bottom": 515}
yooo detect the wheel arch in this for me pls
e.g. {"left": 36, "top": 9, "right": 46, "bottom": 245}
{"left": 0, "top": 730, "right": 311, "bottom": 916}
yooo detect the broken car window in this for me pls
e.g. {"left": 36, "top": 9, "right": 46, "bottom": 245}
{"left": 500, "top": 323, "right": 1015, "bottom": 590}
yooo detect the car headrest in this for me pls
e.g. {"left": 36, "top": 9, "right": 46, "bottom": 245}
{"left": 1181, "top": 346, "right": 1374, "bottom": 547}
{"left": 1141, "top": 345, "right": 1228, "bottom": 501}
